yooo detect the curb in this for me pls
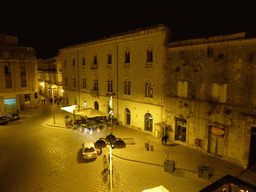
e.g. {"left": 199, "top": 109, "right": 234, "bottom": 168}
{"left": 46, "top": 124, "right": 66, "bottom": 128}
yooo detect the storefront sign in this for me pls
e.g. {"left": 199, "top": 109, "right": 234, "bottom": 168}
{"left": 211, "top": 127, "right": 225, "bottom": 136}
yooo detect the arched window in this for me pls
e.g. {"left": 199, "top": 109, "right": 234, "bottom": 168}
{"left": 145, "top": 113, "right": 153, "bottom": 131}
{"left": 147, "top": 49, "right": 153, "bottom": 62}
{"left": 107, "top": 77, "right": 113, "bottom": 93}
{"left": 82, "top": 76, "right": 86, "bottom": 89}
{"left": 94, "top": 101, "right": 99, "bottom": 110}
{"left": 107, "top": 50, "right": 112, "bottom": 64}
{"left": 94, "top": 77, "right": 98, "bottom": 91}
{"left": 144, "top": 78, "right": 154, "bottom": 98}
{"left": 124, "top": 77, "right": 131, "bottom": 95}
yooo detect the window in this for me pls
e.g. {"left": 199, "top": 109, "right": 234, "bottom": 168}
{"left": 73, "top": 59, "right": 75, "bottom": 66}
{"left": 65, "top": 78, "right": 68, "bottom": 86}
{"left": 82, "top": 57, "right": 85, "bottom": 65}
{"left": 94, "top": 79, "right": 98, "bottom": 91}
{"left": 147, "top": 49, "right": 153, "bottom": 62}
{"left": 107, "top": 79, "right": 113, "bottom": 92}
{"left": 108, "top": 54, "right": 112, "bottom": 64}
{"left": 25, "top": 94, "right": 30, "bottom": 102}
{"left": 64, "top": 59, "right": 67, "bottom": 66}
{"left": 73, "top": 78, "right": 76, "bottom": 87}
{"left": 124, "top": 80, "right": 130, "bottom": 95}
{"left": 178, "top": 81, "right": 188, "bottom": 98}
{"left": 212, "top": 83, "right": 227, "bottom": 103}
{"left": 5, "top": 64, "right": 12, "bottom": 88}
{"left": 34, "top": 93, "right": 38, "bottom": 99}
{"left": 125, "top": 51, "right": 130, "bottom": 63}
{"left": 94, "top": 56, "right": 97, "bottom": 64}
{"left": 207, "top": 47, "right": 214, "bottom": 57}
{"left": 145, "top": 79, "right": 153, "bottom": 98}
{"left": 20, "top": 63, "right": 27, "bottom": 87}
{"left": 82, "top": 78, "right": 86, "bottom": 89}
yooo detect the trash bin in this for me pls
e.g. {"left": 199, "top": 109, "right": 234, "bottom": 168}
{"left": 164, "top": 160, "right": 175, "bottom": 173}
{"left": 197, "top": 164, "right": 210, "bottom": 179}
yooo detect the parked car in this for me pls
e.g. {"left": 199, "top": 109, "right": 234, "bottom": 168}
{"left": 7, "top": 112, "right": 20, "bottom": 121}
{"left": 0, "top": 115, "right": 9, "bottom": 125}
{"left": 81, "top": 142, "right": 98, "bottom": 160}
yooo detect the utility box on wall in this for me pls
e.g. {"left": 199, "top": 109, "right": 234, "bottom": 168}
{"left": 195, "top": 138, "right": 201, "bottom": 147}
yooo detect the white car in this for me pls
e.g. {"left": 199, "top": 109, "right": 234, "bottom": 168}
{"left": 81, "top": 142, "right": 98, "bottom": 160}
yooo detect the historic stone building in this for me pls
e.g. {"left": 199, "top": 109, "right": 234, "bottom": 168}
{"left": 164, "top": 32, "right": 256, "bottom": 169}
{"left": 0, "top": 34, "right": 38, "bottom": 114}
{"left": 59, "top": 24, "right": 171, "bottom": 135}
{"left": 37, "top": 55, "right": 63, "bottom": 100}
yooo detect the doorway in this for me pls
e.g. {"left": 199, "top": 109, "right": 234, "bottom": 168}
{"left": 94, "top": 101, "right": 99, "bottom": 110}
{"left": 249, "top": 127, "right": 256, "bottom": 169}
{"left": 175, "top": 118, "right": 187, "bottom": 142}
{"left": 208, "top": 126, "right": 225, "bottom": 156}
{"left": 145, "top": 113, "right": 153, "bottom": 131}
{"left": 125, "top": 108, "right": 130, "bottom": 125}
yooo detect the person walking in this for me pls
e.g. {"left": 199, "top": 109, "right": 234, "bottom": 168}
{"left": 103, "top": 155, "right": 108, "bottom": 172}
{"left": 162, "top": 134, "right": 168, "bottom": 146}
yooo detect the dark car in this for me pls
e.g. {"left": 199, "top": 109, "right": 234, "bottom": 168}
{"left": 7, "top": 112, "right": 20, "bottom": 121}
{"left": 0, "top": 116, "right": 9, "bottom": 125}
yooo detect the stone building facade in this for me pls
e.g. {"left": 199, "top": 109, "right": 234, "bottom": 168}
{"left": 37, "top": 56, "right": 63, "bottom": 100}
{"left": 59, "top": 24, "right": 171, "bottom": 136}
{"left": 0, "top": 34, "right": 38, "bottom": 114}
{"left": 164, "top": 32, "right": 256, "bottom": 168}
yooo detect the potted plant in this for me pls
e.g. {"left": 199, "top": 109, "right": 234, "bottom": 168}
{"left": 87, "top": 120, "right": 96, "bottom": 134}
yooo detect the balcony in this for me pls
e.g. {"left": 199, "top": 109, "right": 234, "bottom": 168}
{"left": 145, "top": 62, "right": 154, "bottom": 69}
{"left": 90, "top": 89, "right": 99, "bottom": 98}
{"left": 124, "top": 63, "right": 130, "bottom": 69}
{"left": 107, "top": 64, "right": 112, "bottom": 69}
{"left": 90, "top": 64, "right": 98, "bottom": 69}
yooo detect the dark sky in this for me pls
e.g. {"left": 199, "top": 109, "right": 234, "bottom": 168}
{"left": 1, "top": 3, "right": 253, "bottom": 60}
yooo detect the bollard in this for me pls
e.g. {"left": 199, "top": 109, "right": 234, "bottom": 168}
{"left": 164, "top": 160, "right": 175, "bottom": 173}
{"left": 197, "top": 164, "right": 210, "bottom": 179}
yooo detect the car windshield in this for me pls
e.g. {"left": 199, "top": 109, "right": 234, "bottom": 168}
{"left": 84, "top": 147, "right": 95, "bottom": 152}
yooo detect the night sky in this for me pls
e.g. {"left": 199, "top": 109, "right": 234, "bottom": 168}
{"left": 1, "top": 3, "right": 253, "bottom": 60}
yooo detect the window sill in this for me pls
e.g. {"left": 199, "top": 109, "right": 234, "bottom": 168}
{"left": 145, "top": 62, "right": 154, "bottom": 69}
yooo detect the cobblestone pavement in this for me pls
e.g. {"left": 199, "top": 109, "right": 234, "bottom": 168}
{"left": 1, "top": 103, "right": 255, "bottom": 192}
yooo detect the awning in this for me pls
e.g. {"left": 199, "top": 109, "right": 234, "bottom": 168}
{"left": 155, "top": 122, "right": 173, "bottom": 132}
{"left": 142, "top": 185, "right": 169, "bottom": 192}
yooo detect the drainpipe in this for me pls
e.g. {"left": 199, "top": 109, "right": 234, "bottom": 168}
{"left": 77, "top": 52, "right": 80, "bottom": 111}
{"left": 117, "top": 45, "right": 119, "bottom": 118}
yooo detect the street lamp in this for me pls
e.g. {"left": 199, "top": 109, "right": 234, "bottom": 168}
{"left": 95, "top": 134, "right": 125, "bottom": 192}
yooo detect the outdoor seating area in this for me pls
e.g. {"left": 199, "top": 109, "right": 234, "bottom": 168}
{"left": 61, "top": 105, "right": 117, "bottom": 134}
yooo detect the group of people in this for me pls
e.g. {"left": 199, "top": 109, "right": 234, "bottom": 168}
{"left": 41, "top": 96, "right": 63, "bottom": 106}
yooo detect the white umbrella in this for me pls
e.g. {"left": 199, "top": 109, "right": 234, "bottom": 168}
{"left": 80, "top": 108, "right": 109, "bottom": 118}
{"left": 142, "top": 185, "right": 169, "bottom": 192}
{"left": 60, "top": 105, "right": 77, "bottom": 113}
{"left": 61, "top": 105, "right": 109, "bottom": 118}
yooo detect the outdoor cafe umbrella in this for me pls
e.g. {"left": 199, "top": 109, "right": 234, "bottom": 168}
{"left": 61, "top": 105, "right": 109, "bottom": 118}
{"left": 78, "top": 108, "right": 109, "bottom": 118}
{"left": 142, "top": 185, "right": 169, "bottom": 192}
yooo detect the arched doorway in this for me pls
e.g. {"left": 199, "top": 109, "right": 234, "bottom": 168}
{"left": 125, "top": 108, "right": 131, "bottom": 125}
{"left": 145, "top": 113, "right": 153, "bottom": 131}
{"left": 94, "top": 101, "right": 99, "bottom": 110}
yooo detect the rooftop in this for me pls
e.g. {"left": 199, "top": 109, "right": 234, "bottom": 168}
{"left": 169, "top": 32, "right": 246, "bottom": 47}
